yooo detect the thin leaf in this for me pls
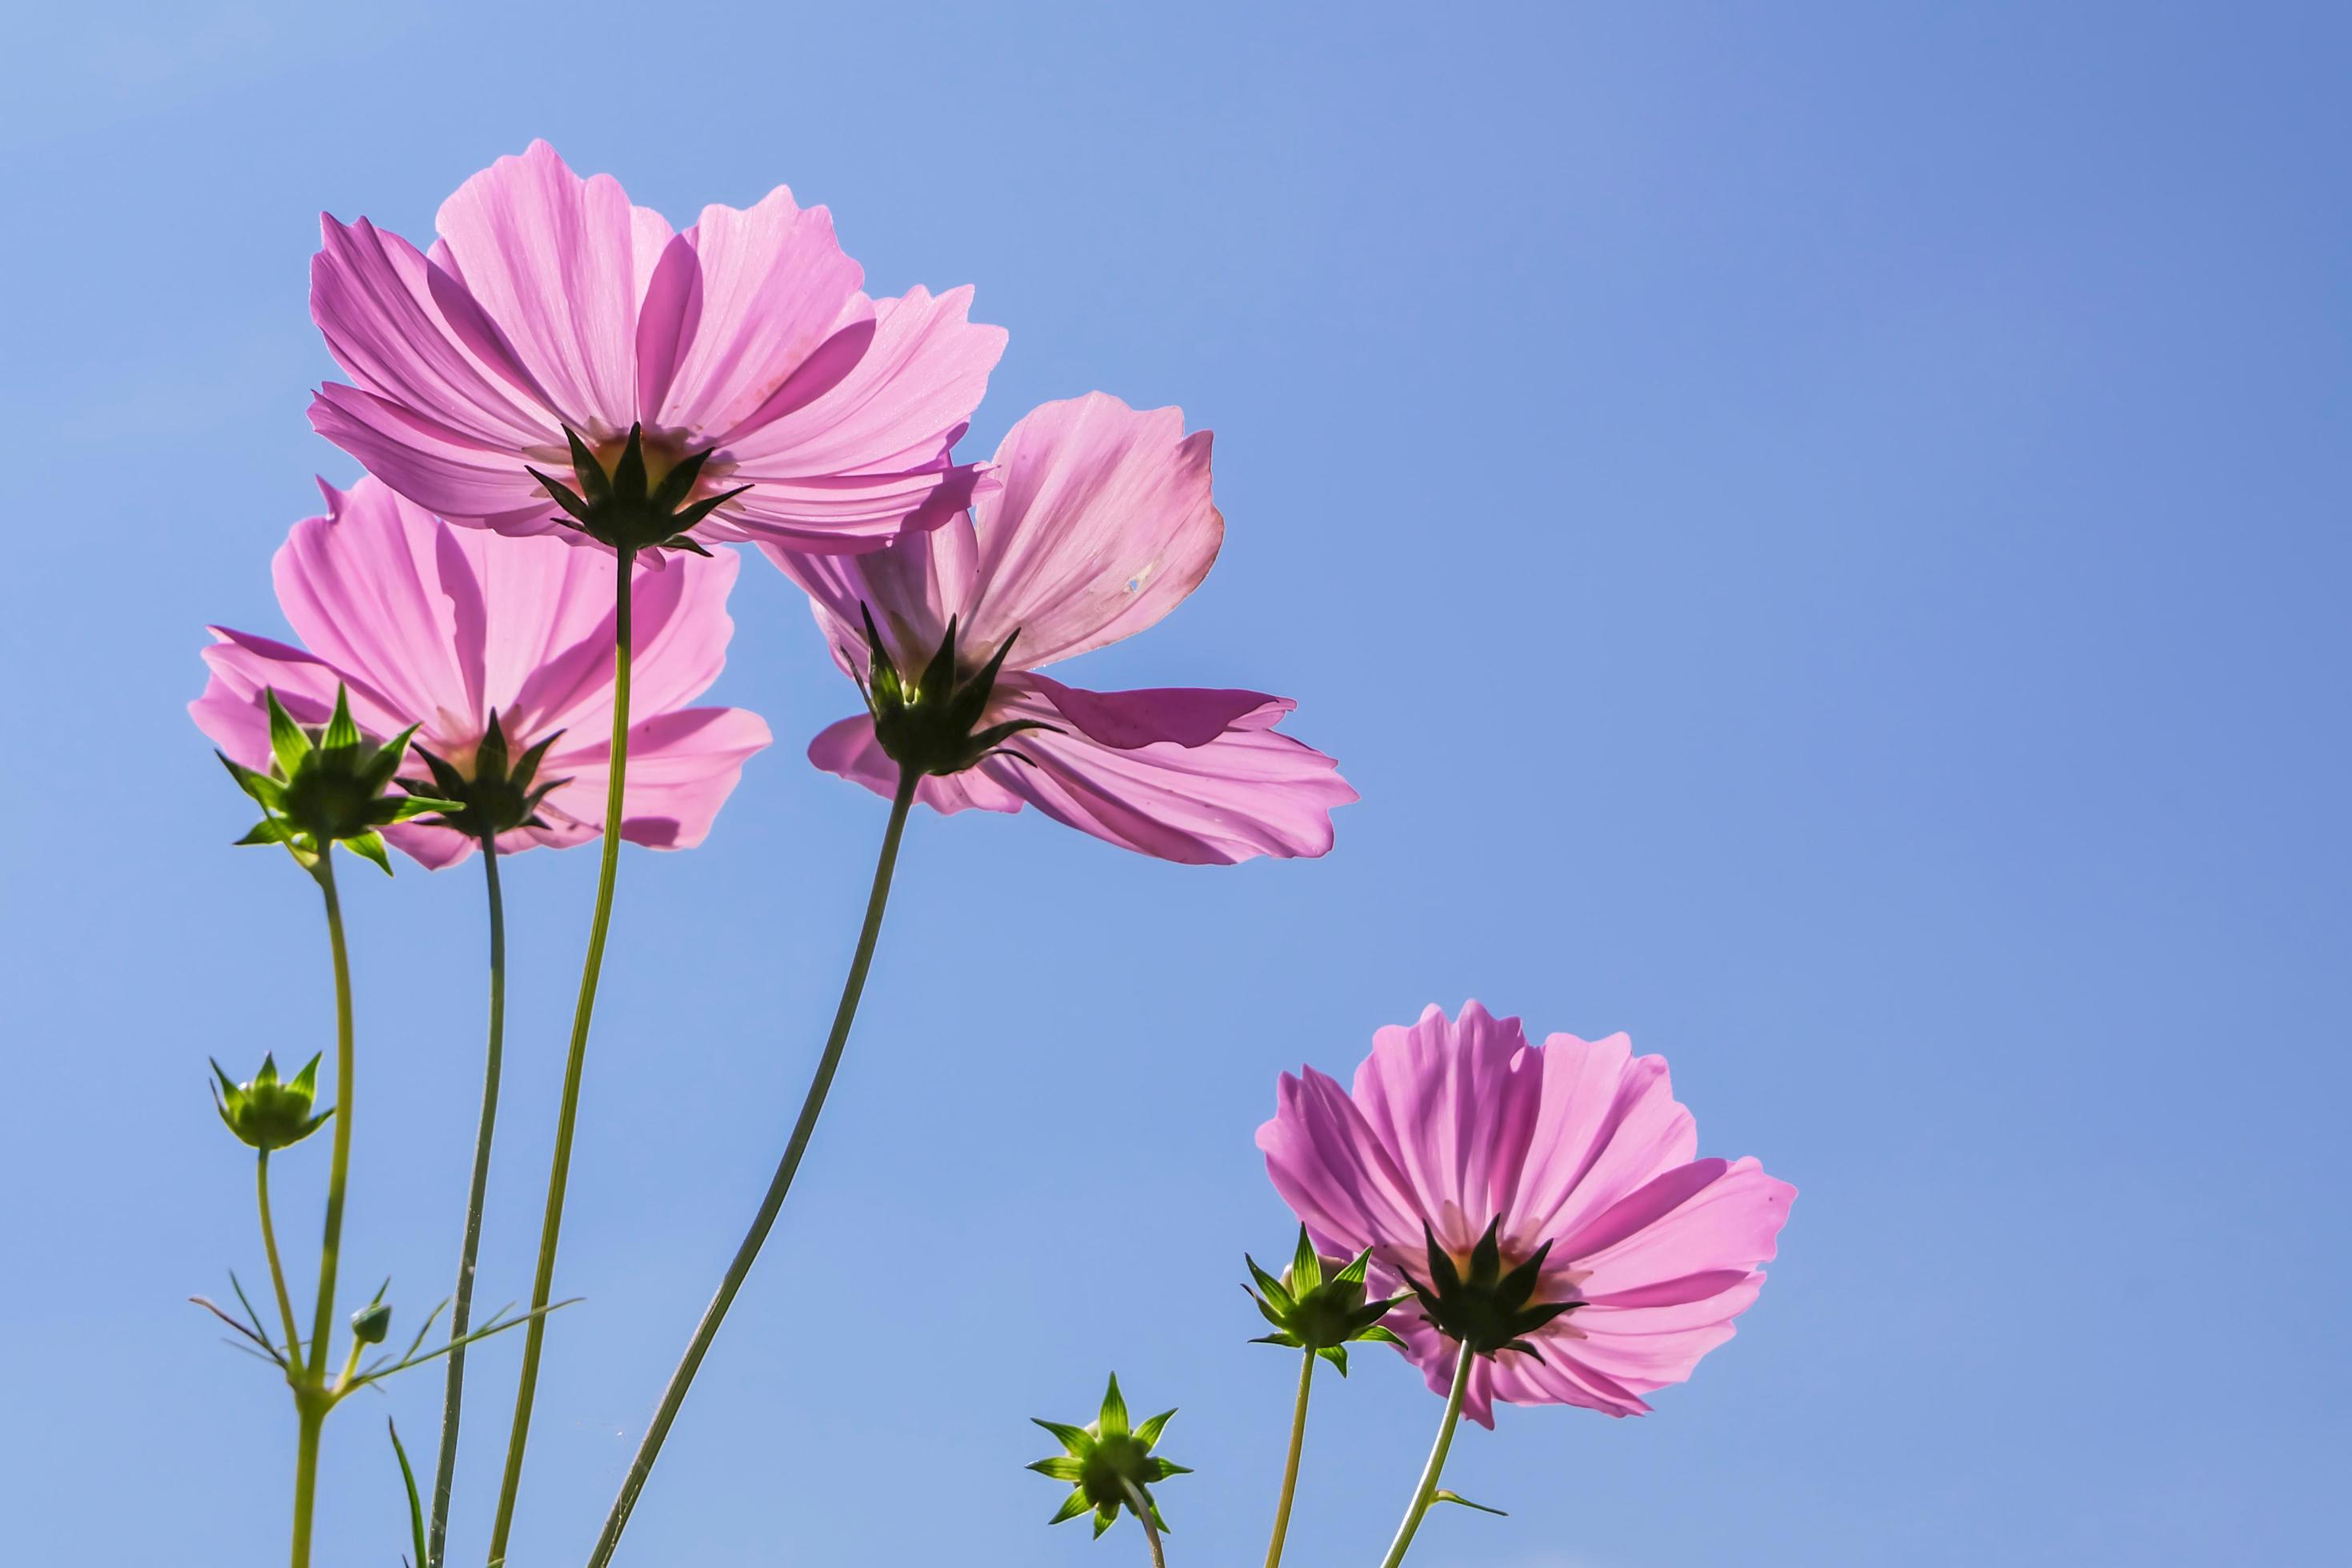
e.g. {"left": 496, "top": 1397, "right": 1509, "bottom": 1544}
{"left": 388, "top": 1419, "right": 428, "bottom": 1568}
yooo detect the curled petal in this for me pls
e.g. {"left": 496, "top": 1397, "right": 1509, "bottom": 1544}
{"left": 972, "top": 680, "right": 1354, "bottom": 864}
{"left": 963, "top": 393, "right": 1221, "bottom": 666}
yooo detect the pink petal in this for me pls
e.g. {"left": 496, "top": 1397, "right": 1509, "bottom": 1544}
{"left": 1349, "top": 1002, "right": 1542, "bottom": 1252}
{"left": 1257, "top": 1066, "right": 1429, "bottom": 1262}
{"left": 191, "top": 634, "right": 350, "bottom": 770}
{"left": 970, "top": 679, "right": 1355, "bottom": 863}
{"left": 706, "top": 286, "right": 1002, "bottom": 552}
{"left": 272, "top": 480, "right": 480, "bottom": 734}
{"left": 1567, "top": 1157, "right": 1795, "bottom": 1291}
{"left": 720, "top": 285, "right": 1003, "bottom": 474}
{"left": 308, "top": 385, "right": 554, "bottom": 529}
{"left": 533, "top": 706, "right": 771, "bottom": 850}
{"left": 642, "top": 189, "right": 869, "bottom": 436}
{"left": 430, "top": 141, "right": 671, "bottom": 433}
{"left": 381, "top": 821, "right": 482, "bottom": 871}
{"left": 1506, "top": 1033, "right": 1701, "bottom": 1245}
{"left": 962, "top": 393, "right": 1220, "bottom": 667}
{"left": 1022, "top": 675, "right": 1281, "bottom": 750}
{"left": 496, "top": 547, "right": 739, "bottom": 749}
{"left": 805, "top": 715, "right": 1025, "bottom": 816}
{"left": 762, "top": 514, "right": 979, "bottom": 678}
{"left": 310, "top": 215, "right": 557, "bottom": 452}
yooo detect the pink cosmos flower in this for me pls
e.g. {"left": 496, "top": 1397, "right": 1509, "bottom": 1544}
{"left": 309, "top": 140, "right": 1005, "bottom": 555}
{"left": 1258, "top": 1002, "right": 1794, "bottom": 1425}
{"left": 190, "top": 475, "right": 771, "bottom": 869}
{"left": 768, "top": 392, "right": 1355, "bottom": 864}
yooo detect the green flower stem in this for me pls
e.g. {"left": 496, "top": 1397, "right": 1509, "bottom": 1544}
{"left": 490, "top": 547, "right": 637, "bottom": 1566}
{"left": 1374, "top": 1347, "right": 1476, "bottom": 1568}
{"left": 1262, "top": 1349, "right": 1315, "bottom": 1568}
{"left": 304, "top": 853, "right": 355, "bottom": 1382}
{"left": 428, "top": 832, "right": 507, "bottom": 1568}
{"left": 1122, "top": 1478, "right": 1169, "bottom": 1568}
{"left": 256, "top": 1151, "right": 302, "bottom": 1366}
{"left": 290, "top": 1401, "right": 326, "bottom": 1568}
{"left": 585, "top": 767, "right": 919, "bottom": 1568}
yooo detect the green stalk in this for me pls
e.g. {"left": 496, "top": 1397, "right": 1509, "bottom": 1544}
{"left": 490, "top": 547, "right": 637, "bottom": 1566}
{"left": 256, "top": 1151, "right": 302, "bottom": 1366}
{"left": 428, "top": 834, "right": 507, "bottom": 1568}
{"left": 289, "top": 851, "right": 354, "bottom": 1568}
{"left": 304, "top": 853, "right": 355, "bottom": 1380}
{"left": 1374, "top": 1347, "right": 1476, "bottom": 1568}
{"left": 585, "top": 768, "right": 920, "bottom": 1568}
{"left": 1122, "top": 1479, "right": 1169, "bottom": 1568}
{"left": 290, "top": 1402, "right": 326, "bottom": 1568}
{"left": 1262, "top": 1349, "right": 1315, "bottom": 1568}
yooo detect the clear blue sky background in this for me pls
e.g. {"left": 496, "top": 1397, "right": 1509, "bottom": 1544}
{"left": 3, "top": 3, "right": 2346, "bottom": 1564}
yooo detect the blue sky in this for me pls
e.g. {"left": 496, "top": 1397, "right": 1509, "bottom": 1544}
{"left": 3, "top": 3, "right": 2346, "bottom": 1564}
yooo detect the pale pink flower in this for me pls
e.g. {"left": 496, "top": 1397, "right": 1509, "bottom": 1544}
{"left": 309, "top": 140, "right": 1004, "bottom": 555}
{"left": 190, "top": 476, "right": 770, "bottom": 869}
{"left": 1258, "top": 1002, "right": 1794, "bottom": 1424}
{"left": 770, "top": 392, "right": 1355, "bottom": 864}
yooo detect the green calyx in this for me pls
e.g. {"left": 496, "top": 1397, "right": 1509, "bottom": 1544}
{"left": 1028, "top": 1374, "right": 1190, "bottom": 1540}
{"left": 1245, "top": 1224, "right": 1406, "bottom": 1376}
{"left": 397, "top": 710, "right": 567, "bottom": 841}
{"left": 859, "top": 605, "right": 1058, "bottom": 778}
{"left": 211, "top": 1052, "right": 331, "bottom": 1151}
{"left": 217, "top": 686, "right": 458, "bottom": 874}
{"left": 1401, "top": 1216, "right": 1582, "bottom": 1359}
{"left": 526, "top": 422, "right": 746, "bottom": 554}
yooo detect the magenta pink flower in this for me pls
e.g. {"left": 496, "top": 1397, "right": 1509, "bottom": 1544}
{"left": 1258, "top": 1002, "right": 1794, "bottom": 1425}
{"left": 309, "top": 140, "right": 1005, "bottom": 555}
{"left": 769, "top": 392, "right": 1355, "bottom": 863}
{"left": 190, "top": 476, "right": 770, "bottom": 869}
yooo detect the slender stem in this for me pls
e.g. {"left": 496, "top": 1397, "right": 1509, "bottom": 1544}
{"left": 257, "top": 1152, "right": 303, "bottom": 1366}
{"left": 1121, "top": 1479, "right": 1169, "bottom": 1568}
{"left": 1374, "top": 1346, "right": 1476, "bottom": 1568}
{"left": 586, "top": 769, "right": 920, "bottom": 1568}
{"left": 428, "top": 833, "right": 507, "bottom": 1568}
{"left": 1262, "top": 1350, "right": 1315, "bottom": 1568}
{"left": 290, "top": 1402, "right": 325, "bottom": 1568}
{"left": 304, "top": 854, "right": 354, "bottom": 1382}
{"left": 490, "top": 547, "right": 637, "bottom": 1566}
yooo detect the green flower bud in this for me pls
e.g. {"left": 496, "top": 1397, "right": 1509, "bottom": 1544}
{"left": 211, "top": 1054, "right": 331, "bottom": 1152}
{"left": 1028, "top": 1374, "right": 1190, "bottom": 1540}
{"left": 1244, "top": 1225, "right": 1407, "bottom": 1375}
{"left": 350, "top": 1302, "right": 393, "bottom": 1346}
{"left": 217, "top": 685, "right": 459, "bottom": 874}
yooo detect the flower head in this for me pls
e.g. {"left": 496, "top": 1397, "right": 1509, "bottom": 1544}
{"left": 309, "top": 140, "right": 1005, "bottom": 557}
{"left": 215, "top": 686, "right": 454, "bottom": 872}
{"left": 1243, "top": 1225, "right": 1405, "bottom": 1374}
{"left": 191, "top": 476, "right": 770, "bottom": 870}
{"left": 1258, "top": 1002, "right": 1795, "bottom": 1426}
{"left": 212, "top": 1053, "right": 330, "bottom": 1151}
{"left": 772, "top": 392, "right": 1356, "bottom": 863}
{"left": 1028, "top": 1374, "right": 1190, "bottom": 1540}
